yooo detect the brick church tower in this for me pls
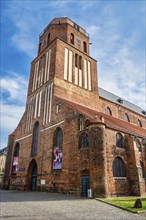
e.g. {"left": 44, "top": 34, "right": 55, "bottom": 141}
{"left": 28, "top": 17, "right": 99, "bottom": 111}
{"left": 3, "top": 17, "right": 146, "bottom": 197}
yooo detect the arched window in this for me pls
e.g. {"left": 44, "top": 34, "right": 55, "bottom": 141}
{"left": 75, "top": 54, "right": 82, "bottom": 69}
{"left": 53, "top": 128, "right": 63, "bottom": 147}
{"left": 79, "top": 56, "right": 82, "bottom": 69}
{"left": 79, "top": 132, "right": 89, "bottom": 148}
{"left": 47, "top": 33, "right": 50, "bottom": 45}
{"left": 116, "top": 133, "right": 124, "bottom": 148}
{"left": 137, "top": 119, "right": 142, "bottom": 127}
{"left": 78, "top": 115, "right": 84, "bottom": 131}
{"left": 75, "top": 53, "right": 78, "bottom": 67}
{"left": 14, "top": 143, "right": 20, "bottom": 156}
{"left": 83, "top": 41, "right": 87, "bottom": 53}
{"left": 56, "top": 103, "right": 61, "bottom": 114}
{"left": 105, "top": 107, "right": 112, "bottom": 115}
{"left": 32, "top": 122, "right": 39, "bottom": 156}
{"left": 113, "top": 157, "right": 126, "bottom": 177}
{"left": 70, "top": 33, "right": 74, "bottom": 44}
{"left": 38, "top": 42, "right": 41, "bottom": 54}
{"left": 42, "top": 39, "right": 46, "bottom": 47}
{"left": 40, "top": 55, "right": 45, "bottom": 84}
{"left": 123, "top": 113, "right": 130, "bottom": 122}
{"left": 12, "top": 143, "right": 20, "bottom": 174}
{"left": 53, "top": 128, "right": 63, "bottom": 170}
{"left": 85, "top": 119, "right": 90, "bottom": 129}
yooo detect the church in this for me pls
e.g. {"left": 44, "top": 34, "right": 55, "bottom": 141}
{"left": 3, "top": 17, "right": 146, "bottom": 197}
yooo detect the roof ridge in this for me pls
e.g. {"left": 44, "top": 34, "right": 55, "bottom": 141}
{"left": 98, "top": 87, "right": 145, "bottom": 114}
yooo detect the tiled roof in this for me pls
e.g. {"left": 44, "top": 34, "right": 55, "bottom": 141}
{"left": 98, "top": 112, "right": 146, "bottom": 137}
{"left": 55, "top": 95, "right": 146, "bottom": 138}
{"left": 98, "top": 87, "right": 146, "bottom": 117}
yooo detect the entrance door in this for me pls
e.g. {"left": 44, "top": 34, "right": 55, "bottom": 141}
{"left": 31, "top": 164, "right": 37, "bottom": 191}
{"left": 81, "top": 176, "right": 90, "bottom": 197}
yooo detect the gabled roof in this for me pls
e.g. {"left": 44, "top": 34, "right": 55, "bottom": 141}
{"left": 98, "top": 87, "right": 146, "bottom": 117}
{"left": 0, "top": 147, "right": 7, "bottom": 156}
{"left": 55, "top": 95, "right": 146, "bottom": 138}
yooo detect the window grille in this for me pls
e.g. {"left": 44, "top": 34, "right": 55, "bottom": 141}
{"left": 113, "top": 157, "right": 126, "bottom": 177}
{"left": 79, "top": 133, "right": 89, "bottom": 148}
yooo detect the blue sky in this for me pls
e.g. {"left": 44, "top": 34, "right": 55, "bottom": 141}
{"left": 0, "top": 0, "right": 145, "bottom": 148}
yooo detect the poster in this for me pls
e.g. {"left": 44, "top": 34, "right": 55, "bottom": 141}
{"left": 53, "top": 146, "right": 62, "bottom": 170}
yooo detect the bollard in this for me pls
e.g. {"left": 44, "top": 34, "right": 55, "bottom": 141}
{"left": 134, "top": 198, "right": 142, "bottom": 208}
{"left": 87, "top": 189, "right": 92, "bottom": 198}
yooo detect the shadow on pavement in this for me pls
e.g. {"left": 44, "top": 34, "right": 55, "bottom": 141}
{"left": 0, "top": 190, "right": 87, "bottom": 203}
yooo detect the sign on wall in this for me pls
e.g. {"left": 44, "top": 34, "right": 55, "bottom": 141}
{"left": 19, "top": 168, "right": 25, "bottom": 172}
{"left": 41, "top": 180, "right": 46, "bottom": 185}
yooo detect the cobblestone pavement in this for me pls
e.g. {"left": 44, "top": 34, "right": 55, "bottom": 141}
{"left": 0, "top": 190, "right": 146, "bottom": 220}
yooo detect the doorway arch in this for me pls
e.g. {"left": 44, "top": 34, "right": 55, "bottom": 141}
{"left": 26, "top": 159, "right": 37, "bottom": 191}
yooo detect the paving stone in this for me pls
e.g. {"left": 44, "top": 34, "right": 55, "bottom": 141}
{"left": 0, "top": 191, "right": 146, "bottom": 220}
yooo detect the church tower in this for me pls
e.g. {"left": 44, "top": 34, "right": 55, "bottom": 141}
{"left": 27, "top": 17, "right": 99, "bottom": 124}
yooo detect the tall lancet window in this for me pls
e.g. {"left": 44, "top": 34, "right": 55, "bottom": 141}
{"left": 113, "top": 157, "right": 126, "bottom": 177}
{"left": 83, "top": 41, "right": 87, "bottom": 53}
{"left": 70, "top": 33, "right": 74, "bottom": 44}
{"left": 32, "top": 121, "right": 39, "bottom": 156}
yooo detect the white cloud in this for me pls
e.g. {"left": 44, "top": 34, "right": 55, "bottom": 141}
{"left": 1, "top": 71, "right": 27, "bottom": 104}
{"left": 1, "top": 78, "right": 19, "bottom": 98}
{"left": 11, "top": 33, "right": 37, "bottom": 58}
{"left": 5, "top": 0, "right": 70, "bottom": 58}
{"left": 0, "top": 71, "right": 27, "bottom": 148}
{"left": 87, "top": 25, "right": 101, "bottom": 37}
{"left": 78, "top": 1, "right": 95, "bottom": 11}
{"left": 48, "top": 0, "right": 69, "bottom": 8}
{"left": 85, "top": 9, "right": 145, "bottom": 110}
{"left": 98, "top": 42, "right": 145, "bottom": 110}
{"left": 1, "top": 103, "right": 25, "bottom": 132}
{"left": 0, "top": 102, "right": 25, "bottom": 148}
